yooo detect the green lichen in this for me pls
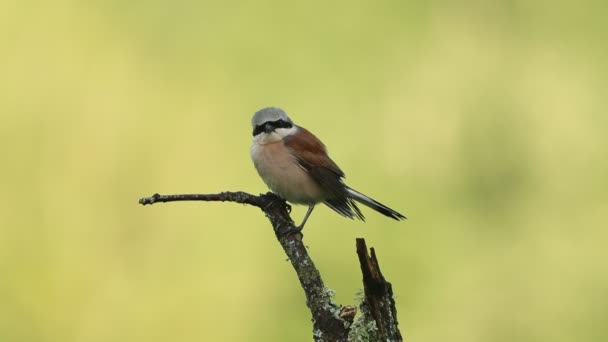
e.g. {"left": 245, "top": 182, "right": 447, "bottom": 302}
{"left": 348, "top": 291, "right": 381, "bottom": 342}
{"left": 322, "top": 287, "right": 336, "bottom": 299}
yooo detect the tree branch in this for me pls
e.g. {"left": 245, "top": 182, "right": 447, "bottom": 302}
{"left": 140, "top": 191, "right": 355, "bottom": 340}
{"left": 139, "top": 191, "right": 402, "bottom": 341}
{"left": 355, "top": 238, "right": 403, "bottom": 341}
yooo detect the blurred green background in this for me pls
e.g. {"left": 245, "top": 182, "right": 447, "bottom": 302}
{"left": 1, "top": 0, "right": 607, "bottom": 341}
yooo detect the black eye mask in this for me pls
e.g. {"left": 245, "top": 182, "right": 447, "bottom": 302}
{"left": 253, "top": 119, "right": 294, "bottom": 136}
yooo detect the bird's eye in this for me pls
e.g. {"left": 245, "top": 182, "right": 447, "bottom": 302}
{"left": 275, "top": 120, "right": 293, "bottom": 129}
{"left": 252, "top": 119, "right": 292, "bottom": 136}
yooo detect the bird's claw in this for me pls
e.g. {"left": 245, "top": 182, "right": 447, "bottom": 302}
{"left": 276, "top": 223, "right": 303, "bottom": 238}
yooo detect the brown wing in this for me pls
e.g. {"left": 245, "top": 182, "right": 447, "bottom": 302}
{"left": 283, "top": 127, "right": 364, "bottom": 220}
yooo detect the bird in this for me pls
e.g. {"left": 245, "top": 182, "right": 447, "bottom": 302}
{"left": 250, "top": 107, "right": 406, "bottom": 231}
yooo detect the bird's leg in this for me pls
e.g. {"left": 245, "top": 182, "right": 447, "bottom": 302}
{"left": 296, "top": 205, "right": 315, "bottom": 231}
{"left": 277, "top": 205, "right": 315, "bottom": 237}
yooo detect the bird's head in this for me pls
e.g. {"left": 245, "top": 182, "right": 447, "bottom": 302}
{"left": 252, "top": 107, "right": 297, "bottom": 144}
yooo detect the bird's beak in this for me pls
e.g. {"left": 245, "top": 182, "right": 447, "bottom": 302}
{"left": 264, "top": 122, "right": 275, "bottom": 133}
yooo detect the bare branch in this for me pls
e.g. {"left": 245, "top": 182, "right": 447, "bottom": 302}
{"left": 139, "top": 192, "right": 263, "bottom": 207}
{"left": 139, "top": 191, "right": 355, "bottom": 341}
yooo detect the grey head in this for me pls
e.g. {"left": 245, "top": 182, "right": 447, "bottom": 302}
{"left": 251, "top": 107, "right": 295, "bottom": 136}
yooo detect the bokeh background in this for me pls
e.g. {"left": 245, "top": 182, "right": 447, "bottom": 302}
{"left": 1, "top": 1, "right": 607, "bottom": 341}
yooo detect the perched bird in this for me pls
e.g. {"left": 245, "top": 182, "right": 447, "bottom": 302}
{"left": 250, "top": 107, "right": 406, "bottom": 231}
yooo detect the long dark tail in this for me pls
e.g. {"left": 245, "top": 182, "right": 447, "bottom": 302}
{"left": 346, "top": 187, "right": 407, "bottom": 220}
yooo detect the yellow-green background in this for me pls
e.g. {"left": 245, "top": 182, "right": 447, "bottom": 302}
{"left": 1, "top": 1, "right": 607, "bottom": 341}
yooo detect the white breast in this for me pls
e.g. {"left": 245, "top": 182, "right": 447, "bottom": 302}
{"left": 250, "top": 140, "right": 325, "bottom": 205}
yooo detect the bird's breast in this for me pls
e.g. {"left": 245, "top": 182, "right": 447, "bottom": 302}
{"left": 250, "top": 141, "right": 325, "bottom": 204}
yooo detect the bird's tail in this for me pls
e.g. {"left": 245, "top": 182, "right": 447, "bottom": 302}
{"left": 346, "top": 187, "right": 407, "bottom": 220}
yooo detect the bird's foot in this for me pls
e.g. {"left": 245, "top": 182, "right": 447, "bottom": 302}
{"left": 262, "top": 193, "right": 291, "bottom": 213}
{"left": 276, "top": 223, "right": 303, "bottom": 238}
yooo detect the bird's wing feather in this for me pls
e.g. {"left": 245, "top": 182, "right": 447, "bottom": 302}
{"left": 283, "top": 127, "right": 345, "bottom": 197}
{"left": 283, "top": 127, "right": 343, "bottom": 175}
{"left": 283, "top": 127, "right": 364, "bottom": 220}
